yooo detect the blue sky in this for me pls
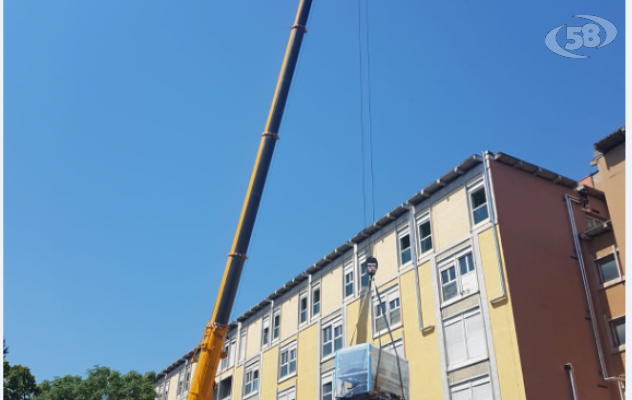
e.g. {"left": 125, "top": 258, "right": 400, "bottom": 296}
{"left": 5, "top": 0, "right": 624, "bottom": 382}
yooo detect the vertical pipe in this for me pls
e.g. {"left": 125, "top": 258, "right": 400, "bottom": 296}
{"left": 408, "top": 203, "right": 434, "bottom": 332}
{"left": 565, "top": 195, "right": 624, "bottom": 383}
{"left": 565, "top": 363, "right": 579, "bottom": 400}
{"left": 482, "top": 151, "right": 507, "bottom": 304}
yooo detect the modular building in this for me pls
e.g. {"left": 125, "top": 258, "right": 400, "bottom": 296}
{"left": 156, "top": 127, "right": 625, "bottom": 400}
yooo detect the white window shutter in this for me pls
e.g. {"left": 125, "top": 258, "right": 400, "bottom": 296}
{"left": 465, "top": 312, "right": 486, "bottom": 359}
{"left": 451, "top": 387, "right": 471, "bottom": 400}
{"left": 460, "top": 271, "right": 478, "bottom": 295}
{"left": 445, "top": 320, "right": 467, "bottom": 365}
{"left": 472, "top": 381, "right": 492, "bottom": 400}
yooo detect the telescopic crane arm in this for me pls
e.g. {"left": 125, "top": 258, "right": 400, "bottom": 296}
{"left": 187, "top": 1, "right": 313, "bottom": 400}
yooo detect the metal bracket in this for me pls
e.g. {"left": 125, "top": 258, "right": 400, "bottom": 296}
{"left": 290, "top": 24, "right": 307, "bottom": 33}
{"left": 228, "top": 252, "right": 248, "bottom": 260}
{"left": 262, "top": 131, "right": 279, "bottom": 140}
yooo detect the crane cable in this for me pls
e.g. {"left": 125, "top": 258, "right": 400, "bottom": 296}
{"left": 358, "top": 0, "right": 376, "bottom": 227}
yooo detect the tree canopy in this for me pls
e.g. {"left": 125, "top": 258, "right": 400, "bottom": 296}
{"left": 33, "top": 367, "right": 156, "bottom": 400}
{"left": 2, "top": 342, "right": 156, "bottom": 400}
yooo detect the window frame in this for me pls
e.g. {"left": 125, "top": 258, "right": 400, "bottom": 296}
{"left": 321, "top": 370, "right": 334, "bottom": 400}
{"left": 277, "top": 387, "right": 296, "bottom": 400}
{"left": 608, "top": 315, "right": 625, "bottom": 352}
{"left": 243, "top": 361, "right": 260, "bottom": 398}
{"left": 272, "top": 308, "right": 281, "bottom": 342}
{"left": 321, "top": 317, "right": 344, "bottom": 361}
{"left": 450, "top": 375, "right": 492, "bottom": 400}
{"left": 438, "top": 249, "right": 479, "bottom": 306}
{"left": 278, "top": 341, "right": 298, "bottom": 381}
{"left": 312, "top": 282, "right": 321, "bottom": 319}
{"left": 176, "top": 366, "right": 188, "bottom": 398}
{"left": 298, "top": 290, "right": 308, "bottom": 325}
{"left": 343, "top": 259, "right": 354, "bottom": 299}
{"left": 443, "top": 307, "right": 488, "bottom": 370}
{"left": 468, "top": 180, "right": 490, "bottom": 227}
{"left": 397, "top": 225, "right": 413, "bottom": 267}
{"left": 372, "top": 285, "right": 402, "bottom": 337}
{"left": 416, "top": 212, "right": 433, "bottom": 256}
{"left": 594, "top": 247, "right": 623, "bottom": 287}
{"left": 218, "top": 376, "right": 233, "bottom": 400}
{"left": 238, "top": 328, "right": 247, "bottom": 362}
{"left": 261, "top": 315, "right": 270, "bottom": 347}
{"left": 358, "top": 251, "right": 370, "bottom": 293}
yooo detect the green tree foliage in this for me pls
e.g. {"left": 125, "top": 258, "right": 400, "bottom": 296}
{"left": 3, "top": 360, "right": 39, "bottom": 400}
{"left": 33, "top": 366, "right": 156, "bottom": 400}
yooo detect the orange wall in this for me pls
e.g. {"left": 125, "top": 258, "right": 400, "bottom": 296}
{"left": 490, "top": 160, "right": 620, "bottom": 399}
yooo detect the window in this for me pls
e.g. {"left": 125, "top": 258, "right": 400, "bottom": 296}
{"left": 610, "top": 316, "right": 625, "bottom": 347}
{"left": 157, "top": 383, "right": 165, "bottom": 400}
{"left": 440, "top": 251, "right": 478, "bottom": 303}
{"left": 176, "top": 365, "right": 190, "bottom": 397}
{"left": 359, "top": 254, "right": 370, "bottom": 290}
{"left": 322, "top": 317, "right": 343, "bottom": 358}
{"left": 373, "top": 286, "right": 402, "bottom": 335}
{"left": 470, "top": 185, "right": 489, "bottom": 225}
{"left": 273, "top": 309, "right": 281, "bottom": 341}
{"left": 586, "top": 215, "right": 606, "bottom": 230}
{"left": 243, "top": 362, "right": 260, "bottom": 397}
{"left": 312, "top": 283, "right": 321, "bottom": 318}
{"left": 262, "top": 316, "right": 270, "bottom": 347}
{"left": 417, "top": 214, "right": 432, "bottom": 254}
{"left": 238, "top": 328, "right": 247, "bottom": 361}
{"left": 451, "top": 376, "right": 492, "bottom": 400}
{"left": 596, "top": 252, "right": 622, "bottom": 283}
{"left": 344, "top": 260, "right": 354, "bottom": 298}
{"left": 218, "top": 376, "right": 232, "bottom": 400}
{"left": 444, "top": 308, "right": 487, "bottom": 368}
{"left": 164, "top": 382, "right": 169, "bottom": 400}
{"left": 398, "top": 227, "right": 412, "bottom": 265}
{"left": 277, "top": 387, "right": 296, "bottom": 400}
{"left": 279, "top": 342, "right": 297, "bottom": 379}
{"left": 299, "top": 291, "right": 308, "bottom": 324}
{"left": 221, "top": 336, "right": 236, "bottom": 370}
{"left": 321, "top": 371, "right": 333, "bottom": 400}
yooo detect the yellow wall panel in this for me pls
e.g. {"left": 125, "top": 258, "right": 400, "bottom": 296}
{"left": 278, "top": 376, "right": 297, "bottom": 391}
{"left": 400, "top": 268, "right": 444, "bottom": 400}
{"left": 322, "top": 265, "right": 343, "bottom": 315}
{"left": 262, "top": 346, "right": 279, "bottom": 400}
{"left": 599, "top": 284, "right": 626, "bottom": 318}
{"left": 247, "top": 318, "right": 262, "bottom": 359}
{"left": 432, "top": 187, "right": 470, "bottom": 251}
{"left": 372, "top": 231, "right": 398, "bottom": 286}
{"left": 297, "top": 324, "right": 318, "bottom": 400}
{"left": 478, "top": 227, "right": 527, "bottom": 400}
{"left": 347, "top": 295, "right": 371, "bottom": 345}
{"left": 166, "top": 374, "right": 178, "bottom": 400}
{"left": 232, "top": 365, "right": 243, "bottom": 400}
{"left": 281, "top": 294, "right": 298, "bottom": 339}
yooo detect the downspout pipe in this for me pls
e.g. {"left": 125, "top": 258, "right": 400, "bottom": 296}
{"left": 408, "top": 203, "right": 434, "bottom": 333}
{"left": 565, "top": 195, "right": 624, "bottom": 383}
{"left": 565, "top": 363, "right": 579, "bottom": 400}
{"left": 482, "top": 151, "right": 507, "bottom": 304}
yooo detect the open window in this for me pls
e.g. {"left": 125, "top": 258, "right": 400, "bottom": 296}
{"left": 417, "top": 213, "right": 433, "bottom": 255}
{"left": 243, "top": 361, "right": 260, "bottom": 397}
{"left": 439, "top": 250, "right": 478, "bottom": 304}
{"left": 468, "top": 182, "right": 489, "bottom": 226}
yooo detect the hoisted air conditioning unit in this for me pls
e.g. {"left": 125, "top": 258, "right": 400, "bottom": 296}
{"left": 334, "top": 343, "right": 409, "bottom": 400}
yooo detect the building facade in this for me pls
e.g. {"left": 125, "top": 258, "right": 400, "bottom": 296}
{"left": 156, "top": 128, "right": 625, "bottom": 400}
